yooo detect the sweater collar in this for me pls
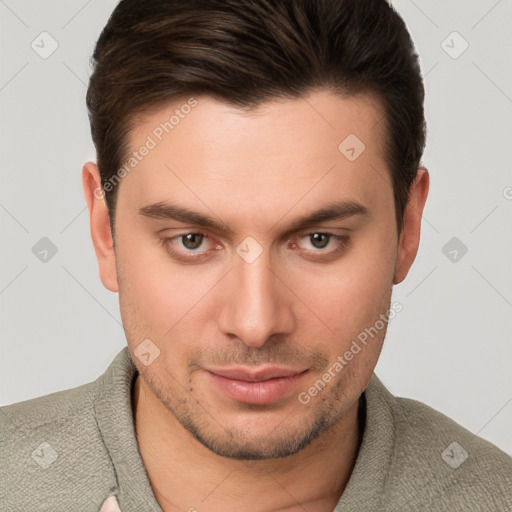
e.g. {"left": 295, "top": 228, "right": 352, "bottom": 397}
{"left": 334, "top": 373, "right": 397, "bottom": 510}
{"left": 94, "top": 347, "right": 164, "bottom": 512}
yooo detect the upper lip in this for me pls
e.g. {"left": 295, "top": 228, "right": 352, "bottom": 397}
{"left": 205, "top": 366, "right": 307, "bottom": 382}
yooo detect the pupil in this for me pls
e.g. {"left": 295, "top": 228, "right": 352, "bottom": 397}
{"left": 311, "top": 233, "right": 329, "bottom": 249}
{"left": 183, "top": 233, "right": 203, "bottom": 250}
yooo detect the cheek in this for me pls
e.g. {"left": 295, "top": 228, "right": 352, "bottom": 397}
{"left": 116, "top": 234, "right": 224, "bottom": 345}
{"left": 292, "top": 229, "right": 396, "bottom": 334}
{"left": 116, "top": 233, "right": 179, "bottom": 337}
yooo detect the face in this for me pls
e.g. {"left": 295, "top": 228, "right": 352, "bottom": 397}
{"left": 83, "top": 89, "right": 427, "bottom": 460}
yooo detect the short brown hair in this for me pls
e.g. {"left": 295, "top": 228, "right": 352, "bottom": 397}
{"left": 86, "top": 0, "right": 426, "bottom": 233}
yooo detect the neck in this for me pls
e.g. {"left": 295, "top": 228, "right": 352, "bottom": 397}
{"left": 132, "top": 375, "right": 363, "bottom": 512}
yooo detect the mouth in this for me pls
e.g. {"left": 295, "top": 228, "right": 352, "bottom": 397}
{"left": 204, "top": 366, "right": 309, "bottom": 405}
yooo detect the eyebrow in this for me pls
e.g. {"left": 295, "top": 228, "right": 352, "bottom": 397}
{"left": 138, "top": 199, "right": 369, "bottom": 235}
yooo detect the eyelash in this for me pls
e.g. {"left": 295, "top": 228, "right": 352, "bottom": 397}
{"left": 159, "top": 231, "right": 350, "bottom": 262}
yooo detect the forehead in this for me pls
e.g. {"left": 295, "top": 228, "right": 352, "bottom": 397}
{"left": 127, "top": 89, "right": 385, "bottom": 161}
{"left": 118, "top": 90, "right": 390, "bottom": 220}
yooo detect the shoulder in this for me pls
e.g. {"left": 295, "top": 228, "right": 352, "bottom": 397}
{"left": 0, "top": 362, "right": 119, "bottom": 511}
{"left": 1, "top": 377, "right": 98, "bottom": 431}
{"left": 387, "top": 388, "right": 512, "bottom": 510}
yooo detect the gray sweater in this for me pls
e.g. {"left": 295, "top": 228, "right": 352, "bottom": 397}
{"left": 1, "top": 347, "right": 511, "bottom": 511}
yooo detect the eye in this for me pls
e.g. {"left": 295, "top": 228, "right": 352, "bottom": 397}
{"left": 293, "top": 232, "right": 350, "bottom": 256}
{"left": 160, "top": 232, "right": 220, "bottom": 261}
{"left": 303, "top": 233, "right": 333, "bottom": 250}
{"left": 178, "top": 233, "right": 206, "bottom": 251}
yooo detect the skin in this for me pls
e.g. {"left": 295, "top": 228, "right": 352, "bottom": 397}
{"left": 82, "top": 89, "right": 429, "bottom": 512}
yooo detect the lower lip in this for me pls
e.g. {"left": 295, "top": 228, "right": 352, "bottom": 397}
{"left": 207, "top": 371, "right": 308, "bottom": 405}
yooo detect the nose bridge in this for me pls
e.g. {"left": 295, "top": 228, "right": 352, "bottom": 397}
{"left": 217, "top": 241, "right": 294, "bottom": 347}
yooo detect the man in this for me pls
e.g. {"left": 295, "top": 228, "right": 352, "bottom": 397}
{"left": 1, "top": 0, "right": 511, "bottom": 511}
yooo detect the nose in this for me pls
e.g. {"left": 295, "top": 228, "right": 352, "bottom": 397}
{"left": 217, "top": 244, "right": 296, "bottom": 348}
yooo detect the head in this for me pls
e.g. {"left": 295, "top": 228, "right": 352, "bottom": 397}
{"left": 83, "top": 0, "right": 429, "bottom": 460}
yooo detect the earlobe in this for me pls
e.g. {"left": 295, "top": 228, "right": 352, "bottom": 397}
{"left": 82, "top": 162, "right": 119, "bottom": 293}
{"left": 393, "top": 167, "right": 430, "bottom": 284}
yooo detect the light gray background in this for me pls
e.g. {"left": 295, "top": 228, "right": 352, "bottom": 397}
{"left": 1, "top": 0, "right": 511, "bottom": 456}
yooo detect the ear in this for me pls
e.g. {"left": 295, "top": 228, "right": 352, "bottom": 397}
{"left": 393, "top": 167, "right": 430, "bottom": 284}
{"left": 82, "top": 162, "right": 119, "bottom": 293}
